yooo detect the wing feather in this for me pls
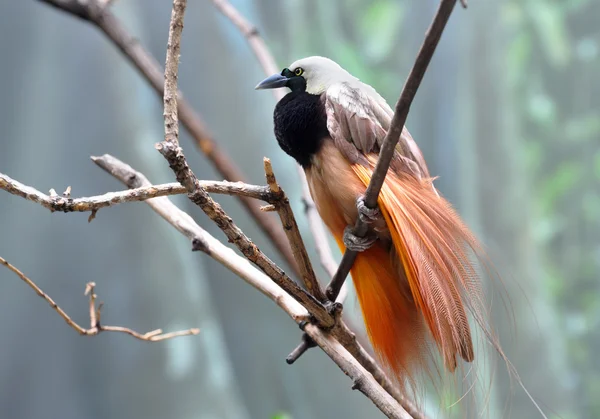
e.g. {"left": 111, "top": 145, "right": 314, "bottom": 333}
{"left": 324, "top": 81, "right": 430, "bottom": 178}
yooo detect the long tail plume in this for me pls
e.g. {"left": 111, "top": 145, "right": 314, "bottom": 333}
{"left": 353, "top": 164, "right": 484, "bottom": 373}
{"left": 350, "top": 163, "right": 549, "bottom": 417}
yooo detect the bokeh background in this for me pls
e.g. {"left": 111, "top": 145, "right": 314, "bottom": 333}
{"left": 0, "top": 0, "right": 598, "bottom": 418}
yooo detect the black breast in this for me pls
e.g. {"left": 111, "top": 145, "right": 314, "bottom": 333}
{"left": 273, "top": 91, "right": 329, "bottom": 168}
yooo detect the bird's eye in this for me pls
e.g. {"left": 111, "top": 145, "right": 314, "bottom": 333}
{"left": 294, "top": 67, "right": 304, "bottom": 76}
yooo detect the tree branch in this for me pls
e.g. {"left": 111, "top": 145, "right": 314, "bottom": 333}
{"left": 0, "top": 172, "right": 275, "bottom": 217}
{"left": 263, "top": 158, "right": 326, "bottom": 302}
{"left": 91, "top": 154, "right": 311, "bottom": 324}
{"left": 91, "top": 154, "right": 412, "bottom": 419}
{"left": 155, "top": 0, "right": 335, "bottom": 328}
{"left": 209, "top": 0, "right": 339, "bottom": 293}
{"left": 0, "top": 256, "right": 199, "bottom": 341}
{"left": 37, "top": 0, "right": 299, "bottom": 276}
{"left": 326, "top": 0, "right": 461, "bottom": 303}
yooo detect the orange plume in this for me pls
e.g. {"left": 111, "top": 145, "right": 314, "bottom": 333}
{"left": 349, "top": 162, "right": 489, "bottom": 384}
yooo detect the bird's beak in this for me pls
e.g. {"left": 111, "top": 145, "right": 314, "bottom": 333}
{"left": 255, "top": 73, "right": 290, "bottom": 90}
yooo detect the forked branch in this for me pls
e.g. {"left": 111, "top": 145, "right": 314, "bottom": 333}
{"left": 0, "top": 172, "right": 273, "bottom": 217}
{"left": 0, "top": 256, "right": 199, "bottom": 341}
{"left": 37, "top": 0, "right": 299, "bottom": 275}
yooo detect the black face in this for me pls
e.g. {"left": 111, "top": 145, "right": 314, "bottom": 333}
{"left": 255, "top": 67, "right": 306, "bottom": 93}
{"left": 280, "top": 68, "right": 306, "bottom": 92}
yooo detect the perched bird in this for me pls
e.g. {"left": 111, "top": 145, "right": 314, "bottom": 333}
{"left": 256, "top": 57, "right": 496, "bottom": 392}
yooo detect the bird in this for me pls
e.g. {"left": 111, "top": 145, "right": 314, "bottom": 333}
{"left": 256, "top": 56, "right": 498, "bottom": 395}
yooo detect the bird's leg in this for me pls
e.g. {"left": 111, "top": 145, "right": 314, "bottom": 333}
{"left": 356, "top": 195, "right": 383, "bottom": 226}
{"left": 343, "top": 226, "right": 377, "bottom": 251}
{"left": 343, "top": 195, "right": 384, "bottom": 252}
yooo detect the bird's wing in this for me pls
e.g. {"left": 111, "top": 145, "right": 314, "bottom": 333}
{"left": 324, "top": 81, "right": 430, "bottom": 178}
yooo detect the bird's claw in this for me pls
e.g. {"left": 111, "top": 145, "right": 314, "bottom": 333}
{"left": 343, "top": 225, "right": 377, "bottom": 252}
{"left": 356, "top": 195, "right": 381, "bottom": 225}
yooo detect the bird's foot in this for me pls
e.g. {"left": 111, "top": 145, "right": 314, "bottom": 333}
{"left": 356, "top": 195, "right": 382, "bottom": 225}
{"left": 343, "top": 225, "right": 377, "bottom": 252}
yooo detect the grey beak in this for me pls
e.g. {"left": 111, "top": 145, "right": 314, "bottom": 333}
{"left": 255, "top": 73, "right": 290, "bottom": 90}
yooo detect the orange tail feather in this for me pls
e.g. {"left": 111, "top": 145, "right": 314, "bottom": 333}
{"left": 350, "top": 163, "right": 487, "bottom": 381}
{"left": 340, "top": 239, "right": 427, "bottom": 385}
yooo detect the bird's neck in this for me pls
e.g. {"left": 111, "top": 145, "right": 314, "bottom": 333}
{"left": 273, "top": 91, "right": 329, "bottom": 168}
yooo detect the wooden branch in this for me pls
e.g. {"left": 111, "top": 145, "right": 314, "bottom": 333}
{"left": 92, "top": 154, "right": 412, "bottom": 419}
{"left": 0, "top": 256, "right": 199, "bottom": 341}
{"left": 36, "top": 0, "right": 299, "bottom": 276}
{"left": 0, "top": 172, "right": 274, "bottom": 218}
{"left": 326, "top": 0, "right": 461, "bottom": 302}
{"left": 163, "top": 0, "right": 186, "bottom": 146}
{"left": 92, "top": 154, "right": 311, "bottom": 324}
{"left": 157, "top": 144, "right": 334, "bottom": 327}
{"left": 209, "top": 0, "right": 339, "bottom": 294}
{"left": 263, "top": 158, "right": 326, "bottom": 302}
{"left": 155, "top": 0, "right": 334, "bottom": 328}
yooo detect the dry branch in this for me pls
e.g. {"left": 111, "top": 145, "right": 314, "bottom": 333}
{"left": 154, "top": 3, "right": 333, "bottom": 327}
{"left": 209, "top": 0, "right": 339, "bottom": 292}
{"left": 0, "top": 172, "right": 274, "bottom": 216}
{"left": 37, "top": 0, "right": 299, "bottom": 275}
{"left": 92, "top": 154, "right": 412, "bottom": 419}
{"left": 0, "top": 256, "right": 199, "bottom": 341}
{"left": 263, "top": 158, "right": 325, "bottom": 302}
{"left": 91, "top": 154, "right": 311, "bottom": 324}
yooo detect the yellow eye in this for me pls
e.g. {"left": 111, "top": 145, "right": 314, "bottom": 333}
{"left": 294, "top": 67, "right": 304, "bottom": 76}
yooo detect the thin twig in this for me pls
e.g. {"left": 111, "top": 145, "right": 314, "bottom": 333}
{"left": 0, "top": 256, "right": 199, "bottom": 341}
{"left": 92, "top": 154, "right": 412, "bottom": 419}
{"left": 37, "top": 0, "right": 299, "bottom": 276}
{"left": 163, "top": 0, "right": 186, "bottom": 146}
{"left": 263, "top": 158, "right": 326, "bottom": 302}
{"left": 326, "top": 0, "right": 461, "bottom": 302}
{"left": 0, "top": 172, "right": 274, "bottom": 216}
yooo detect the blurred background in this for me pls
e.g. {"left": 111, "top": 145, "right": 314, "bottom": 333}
{"left": 0, "top": 0, "right": 598, "bottom": 418}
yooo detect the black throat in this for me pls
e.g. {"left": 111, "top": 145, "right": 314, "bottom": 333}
{"left": 273, "top": 90, "right": 328, "bottom": 168}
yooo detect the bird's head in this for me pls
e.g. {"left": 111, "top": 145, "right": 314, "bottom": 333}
{"left": 255, "top": 56, "right": 357, "bottom": 95}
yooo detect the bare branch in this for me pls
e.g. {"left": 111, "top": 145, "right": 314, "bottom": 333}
{"left": 163, "top": 0, "right": 186, "bottom": 146}
{"left": 209, "top": 0, "right": 339, "bottom": 294}
{"left": 0, "top": 256, "right": 199, "bottom": 341}
{"left": 157, "top": 143, "right": 335, "bottom": 327}
{"left": 37, "top": 0, "right": 299, "bottom": 275}
{"left": 211, "top": 0, "right": 279, "bottom": 84}
{"left": 155, "top": 0, "right": 333, "bottom": 328}
{"left": 0, "top": 171, "right": 273, "bottom": 215}
{"left": 93, "top": 154, "right": 412, "bottom": 419}
{"left": 326, "top": 0, "right": 462, "bottom": 302}
{"left": 263, "top": 158, "right": 326, "bottom": 302}
{"left": 92, "top": 154, "right": 311, "bottom": 323}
